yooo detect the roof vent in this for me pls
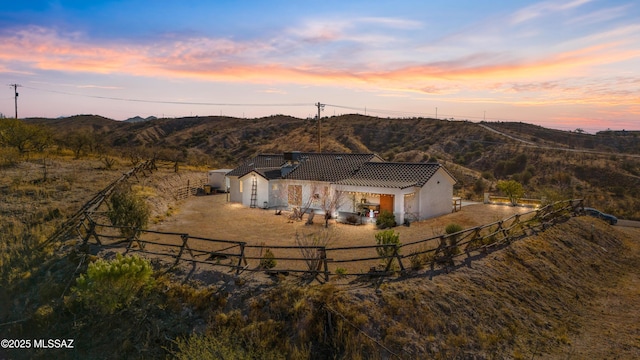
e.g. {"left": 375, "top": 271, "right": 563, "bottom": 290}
{"left": 335, "top": 156, "right": 343, "bottom": 160}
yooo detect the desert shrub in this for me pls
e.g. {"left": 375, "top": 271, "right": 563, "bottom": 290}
{"left": 335, "top": 267, "right": 347, "bottom": 277}
{"left": 72, "top": 254, "right": 154, "bottom": 315}
{"left": 494, "top": 154, "right": 527, "bottom": 178}
{"left": 107, "top": 188, "right": 150, "bottom": 238}
{"left": 376, "top": 210, "right": 396, "bottom": 229}
{"left": 438, "top": 223, "right": 463, "bottom": 262}
{"left": 0, "top": 147, "right": 20, "bottom": 167}
{"left": 409, "top": 246, "right": 434, "bottom": 270}
{"left": 260, "top": 249, "right": 277, "bottom": 269}
{"left": 295, "top": 230, "right": 333, "bottom": 273}
{"left": 171, "top": 330, "right": 285, "bottom": 360}
{"left": 346, "top": 214, "right": 359, "bottom": 224}
{"left": 473, "top": 178, "right": 485, "bottom": 195}
{"left": 445, "top": 223, "right": 464, "bottom": 235}
{"left": 375, "top": 229, "right": 401, "bottom": 269}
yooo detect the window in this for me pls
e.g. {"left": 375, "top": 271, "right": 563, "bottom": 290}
{"left": 239, "top": 181, "right": 243, "bottom": 193}
{"left": 288, "top": 185, "right": 302, "bottom": 206}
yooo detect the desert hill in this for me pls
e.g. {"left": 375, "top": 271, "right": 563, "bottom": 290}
{"left": 30, "top": 114, "right": 640, "bottom": 219}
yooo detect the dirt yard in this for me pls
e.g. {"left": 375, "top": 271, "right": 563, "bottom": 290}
{"left": 145, "top": 194, "right": 533, "bottom": 274}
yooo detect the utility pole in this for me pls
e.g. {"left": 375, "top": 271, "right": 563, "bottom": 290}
{"left": 315, "top": 102, "right": 324, "bottom": 152}
{"left": 435, "top": 107, "right": 438, "bottom": 120}
{"left": 9, "top": 84, "right": 21, "bottom": 119}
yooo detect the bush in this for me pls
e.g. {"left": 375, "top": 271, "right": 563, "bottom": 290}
{"left": 335, "top": 267, "right": 348, "bottom": 277}
{"left": 346, "top": 214, "right": 359, "bottom": 224}
{"left": 107, "top": 188, "right": 150, "bottom": 239}
{"left": 376, "top": 210, "right": 396, "bottom": 229}
{"left": 409, "top": 247, "right": 434, "bottom": 270}
{"left": 72, "top": 254, "right": 154, "bottom": 315}
{"left": 172, "top": 330, "right": 285, "bottom": 360}
{"left": 375, "top": 229, "right": 401, "bottom": 269}
{"left": 445, "top": 223, "right": 464, "bottom": 234}
{"left": 260, "top": 248, "right": 277, "bottom": 269}
{"left": 441, "top": 223, "right": 463, "bottom": 260}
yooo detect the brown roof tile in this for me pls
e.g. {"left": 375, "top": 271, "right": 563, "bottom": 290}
{"left": 336, "top": 162, "right": 452, "bottom": 189}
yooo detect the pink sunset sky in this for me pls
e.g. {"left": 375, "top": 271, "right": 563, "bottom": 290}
{"left": 1, "top": 0, "right": 639, "bottom": 132}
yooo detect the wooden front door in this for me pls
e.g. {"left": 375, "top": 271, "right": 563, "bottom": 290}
{"left": 379, "top": 194, "right": 394, "bottom": 213}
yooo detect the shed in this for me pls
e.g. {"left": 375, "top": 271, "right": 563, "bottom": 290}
{"left": 207, "top": 169, "right": 232, "bottom": 193}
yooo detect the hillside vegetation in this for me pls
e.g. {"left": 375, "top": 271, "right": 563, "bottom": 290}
{"left": 28, "top": 114, "right": 640, "bottom": 219}
{"left": 1, "top": 116, "right": 638, "bottom": 359}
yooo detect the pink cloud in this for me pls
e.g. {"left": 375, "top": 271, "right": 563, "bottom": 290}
{"left": 2, "top": 25, "right": 638, "bottom": 118}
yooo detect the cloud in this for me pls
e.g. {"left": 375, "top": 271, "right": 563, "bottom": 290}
{"left": 1, "top": 22, "right": 638, "bottom": 115}
{"left": 259, "top": 88, "right": 288, "bottom": 95}
{"left": 566, "top": 4, "right": 631, "bottom": 25}
{"left": 510, "top": 0, "right": 593, "bottom": 24}
{"left": 0, "top": 24, "right": 631, "bottom": 84}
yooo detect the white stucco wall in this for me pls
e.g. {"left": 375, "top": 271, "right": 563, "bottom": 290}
{"left": 417, "top": 168, "right": 455, "bottom": 219}
{"left": 239, "top": 173, "right": 270, "bottom": 208}
{"left": 228, "top": 176, "right": 242, "bottom": 203}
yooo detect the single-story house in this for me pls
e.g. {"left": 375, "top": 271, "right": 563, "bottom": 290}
{"left": 225, "top": 152, "right": 456, "bottom": 224}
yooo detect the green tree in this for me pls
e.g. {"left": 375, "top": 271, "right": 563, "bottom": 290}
{"left": 0, "top": 119, "right": 52, "bottom": 153}
{"left": 66, "top": 130, "right": 96, "bottom": 158}
{"left": 107, "top": 188, "right": 150, "bottom": 239}
{"left": 497, "top": 180, "right": 524, "bottom": 206}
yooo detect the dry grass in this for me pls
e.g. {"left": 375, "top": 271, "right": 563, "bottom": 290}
{"left": 143, "top": 194, "right": 640, "bottom": 358}
{"left": 4, "top": 154, "right": 640, "bottom": 359}
{"left": 144, "top": 194, "right": 532, "bottom": 274}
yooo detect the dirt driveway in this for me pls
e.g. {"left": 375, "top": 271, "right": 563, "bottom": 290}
{"left": 147, "top": 194, "right": 533, "bottom": 273}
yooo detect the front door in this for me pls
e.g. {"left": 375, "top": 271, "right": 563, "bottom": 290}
{"left": 379, "top": 194, "right": 394, "bottom": 213}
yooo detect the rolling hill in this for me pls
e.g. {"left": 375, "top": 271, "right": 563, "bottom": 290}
{"left": 29, "top": 114, "right": 640, "bottom": 219}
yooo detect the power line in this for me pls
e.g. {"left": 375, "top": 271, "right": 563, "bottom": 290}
{"left": 21, "top": 85, "right": 312, "bottom": 107}
{"left": 14, "top": 86, "right": 615, "bottom": 133}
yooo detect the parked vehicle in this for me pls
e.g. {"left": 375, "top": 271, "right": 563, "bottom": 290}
{"left": 583, "top": 207, "right": 618, "bottom": 225}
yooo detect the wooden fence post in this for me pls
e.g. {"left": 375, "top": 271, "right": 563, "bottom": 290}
{"left": 174, "top": 234, "right": 190, "bottom": 266}
{"left": 321, "top": 247, "right": 329, "bottom": 282}
{"left": 394, "top": 245, "right": 405, "bottom": 272}
{"left": 82, "top": 216, "right": 102, "bottom": 245}
{"left": 465, "top": 228, "right": 482, "bottom": 257}
{"left": 236, "top": 243, "right": 248, "bottom": 275}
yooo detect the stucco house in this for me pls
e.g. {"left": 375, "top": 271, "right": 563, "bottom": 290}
{"left": 226, "top": 152, "right": 456, "bottom": 224}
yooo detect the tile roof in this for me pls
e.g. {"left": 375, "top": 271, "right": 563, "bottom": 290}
{"left": 226, "top": 153, "right": 383, "bottom": 182}
{"left": 226, "top": 154, "right": 285, "bottom": 177}
{"left": 227, "top": 153, "right": 455, "bottom": 189}
{"left": 336, "top": 162, "right": 452, "bottom": 189}
{"left": 284, "top": 153, "right": 381, "bottom": 182}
